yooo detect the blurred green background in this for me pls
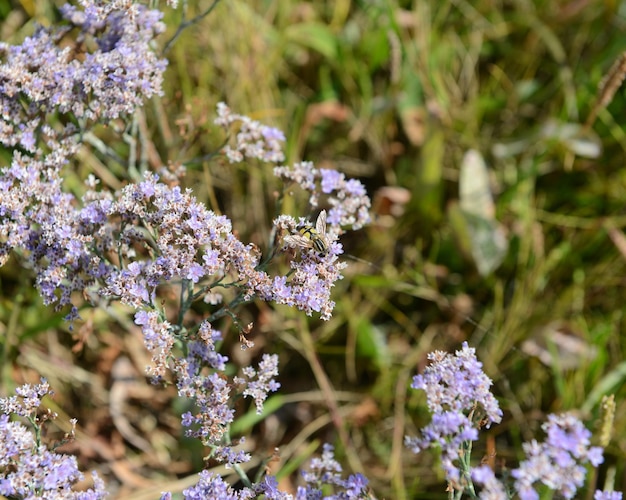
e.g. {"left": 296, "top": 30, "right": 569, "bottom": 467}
{"left": 2, "top": 0, "right": 626, "bottom": 498}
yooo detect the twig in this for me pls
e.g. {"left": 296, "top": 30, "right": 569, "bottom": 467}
{"left": 162, "top": 0, "right": 222, "bottom": 55}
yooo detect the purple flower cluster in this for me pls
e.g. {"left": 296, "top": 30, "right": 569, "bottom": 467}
{"left": 0, "top": 1, "right": 373, "bottom": 496}
{"left": 160, "top": 444, "right": 372, "bottom": 500}
{"left": 0, "top": 0, "right": 167, "bottom": 311}
{"left": 235, "top": 353, "right": 281, "bottom": 414}
{"left": 296, "top": 444, "right": 371, "bottom": 499}
{"left": 470, "top": 465, "right": 508, "bottom": 499}
{"left": 0, "top": 1, "right": 165, "bottom": 154}
{"left": 595, "top": 491, "right": 623, "bottom": 500}
{"left": 405, "top": 342, "right": 502, "bottom": 481}
{"left": 161, "top": 471, "right": 255, "bottom": 500}
{"left": 409, "top": 343, "right": 616, "bottom": 499}
{"left": 88, "top": 173, "right": 344, "bottom": 358}
{"left": 0, "top": 380, "right": 106, "bottom": 499}
{"left": 168, "top": 321, "right": 278, "bottom": 464}
{"left": 409, "top": 342, "right": 503, "bottom": 426}
{"left": 274, "top": 161, "right": 371, "bottom": 231}
{"left": 215, "top": 102, "right": 286, "bottom": 164}
{"left": 273, "top": 213, "right": 348, "bottom": 319}
{"left": 511, "top": 413, "right": 604, "bottom": 500}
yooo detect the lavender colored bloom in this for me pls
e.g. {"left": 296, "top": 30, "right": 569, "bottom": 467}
{"left": 344, "top": 473, "right": 369, "bottom": 497}
{"left": 302, "top": 446, "right": 344, "bottom": 490}
{"left": 215, "top": 102, "right": 285, "bottom": 164}
{"left": 0, "top": 382, "right": 107, "bottom": 498}
{"left": 273, "top": 214, "right": 348, "bottom": 320}
{"left": 595, "top": 491, "right": 623, "bottom": 500}
{"left": 178, "top": 470, "right": 255, "bottom": 500}
{"left": 405, "top": 411, "right": 478, "bottom": 482}
{"left": 471, "top": 465, "right": 508, "bottom": 499}
{"left": 274, "top": 163, "right": 371, "bottom": 231}
{"left": 512, "top": 413, "right": 604, "bottom": 500}
{"left": 297, "top": 444, "right": 372, "bottom": 499}
{"left": 321, "top": 169, "right": 344, "bottom": 194}
{"left": 0, "top": 1, "right": 165, "bottom": 154}
{"left": 0, "top": 0, "right": 166, "bottom": 308}
{"left": 410, "top": 342, "right": 503, "bottom": 427}
{"left": 176, "top": 368, "right": 235, "bottom": 444}
{"left": 256, "top": 475, "right": 294, "bottom": 500}
{"left": 212, "top": 443, "right": 252, "bottom": 467}
{"left": 405, "top": 342, "right": 502, "bottom": 485}
{"left": 234, "top": 354, "right": 281, "bottom": 414}
{"left": 0, "top": 378, "right": 52, "bottom": 417}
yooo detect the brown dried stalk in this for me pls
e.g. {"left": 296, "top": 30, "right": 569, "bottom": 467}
{"left": 586, "top": 52, "right": 626, "bottom": 128}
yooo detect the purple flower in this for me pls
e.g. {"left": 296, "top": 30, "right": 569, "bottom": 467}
{"left": 215, "top": 103, "right": 285, "bottom": 164}
{"left": 0, "top": 382, "right": 107, "bottom": 498}
{"left": 256, "top": 475, "right": 293, "bottom": 499}
{"left": 178, "top": 470, "right": 254, "bottom": 500}
{"left": 471, "top": 465, "right": 507, "bottom": 499}
{"left": 234, "top": 354, "right": 281, "bottom": 414}
{"left": 344, "top": 473, "right": 369, "bottom": 497}
{"left": 410, "top": 342, "right": 503, "bottom": 427}
{"left": 297, "top": 444, "right": 372, "bottom": 499}
{"left": 595, "top": 491, "right": 623, "bottom": 500}
{"left": 405, "top": 343, "right": 502, "bottom": 485}
{"left": 512, "top": 413, "right": 604, "bottom": 499}
{"left": 405, "top": 411, "right": 477, "bottom": 482}
{"left": 1, "top": 379, "right": 53, "bottom": 417}
{"left": 320, "top": 169, "right": 343, "bottom": 193}
{"left": 274, "top": 163, "right": 371, "bottom": 230}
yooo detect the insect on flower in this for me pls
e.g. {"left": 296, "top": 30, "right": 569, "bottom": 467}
{"left": 284, "top": 210, "right": 330, "bottom": 256}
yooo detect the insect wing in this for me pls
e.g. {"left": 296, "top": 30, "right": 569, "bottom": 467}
{"left": 316, "top": 210, "right": 327, "bottom": 236}
{"left": 284, "top": 233, "right": 312, "bottom": 249}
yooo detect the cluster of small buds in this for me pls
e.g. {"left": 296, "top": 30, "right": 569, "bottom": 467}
{"left": 274, "top": 161, "right": 371, "bottom": 231}
{"left": 405, "top": 342, "right": 502, "bottom": 483}
{"left": 170, "top": 322, "right": 279, "bottom": 464}
{"left": 409, "top": 343, "right": 615, "bottom": 499}
{"left": 214, "top": 102, "right": 286, "bottom": 164}
{"left": 595, "top": 491, "right": 623, "bottom": 500}
{"left": 297, "top": 444, "right": 371, "bottom": 499}
{"left": 234, "top": 353, "right": 281, "bottom": 414}
{"left": 0, "top": 380, "right": 106, "bottom": 499}
{"left": 511, "top": 413, "right": 604, "bottom": 500}
{"left": 0, "top": 1, "right": 165, "bottom": 155}
{"left": 160, "top": 444, "right": 372, "bottom": 500}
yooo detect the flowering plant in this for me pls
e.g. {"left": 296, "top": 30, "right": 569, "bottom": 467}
{"left": 405, "top": 343, "right": 617, "bottom": 500}
{"left": 0, "top": 0, "right": 374, "bottom": 497}
{"left": 0, "top": 1, "right": 622, "bottom": 500}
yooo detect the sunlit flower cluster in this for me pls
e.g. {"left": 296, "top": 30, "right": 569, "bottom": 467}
{"left": 0, "top": 0, "right": 375, "bottom": 497}
{"left": 404, "top": 342, "right": 503, "bottom": 480}
{"left": 0, "top": 381, "right": 107, "bottom": 499}
{"left": 410, "top": 342, "right": 503, "bottom": 426}
{"left": 160, "top": 444, "right": 372, "bottom": 500}
{"left": 215, "top": 102, "right": 286, "bottom": 164}
{"left": 0, "top": 1, "right": 165, "bottom": 154}
{"left": 407, "top": 342, "right": 610, "bottom": 499}
{"left": 274, "top": 161, "right": 371, "bottom": 231}
{"left": 0, "top": 0, "right": 167, "bottom": 306}
{"left": 512, "top": 413, "right": 604, "bottom": 500}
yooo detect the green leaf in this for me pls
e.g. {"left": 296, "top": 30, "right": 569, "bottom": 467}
{"left": 356, "top": 319, "right": 390, "bottom": 369}
{"left": 285, "top": 23, "right": 339, "bottom": 61}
